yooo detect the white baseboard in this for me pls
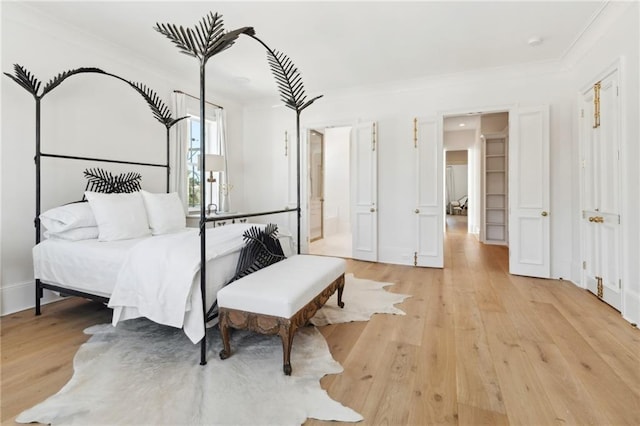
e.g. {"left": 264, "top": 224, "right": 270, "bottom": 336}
{"left": 551, "top": 260, "right": 572, "bottom": 282}
{"left": 1, "top": 280, "right": 60, "bottom": 316}
{"left": 622, "top": 288, "right": 640, "bottom": 325}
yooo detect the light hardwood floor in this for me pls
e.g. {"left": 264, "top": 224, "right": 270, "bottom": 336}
{"left": 2, "top": 217, "right": 639, "bottom": 425}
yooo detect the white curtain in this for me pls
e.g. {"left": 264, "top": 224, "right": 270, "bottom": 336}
{"left": 216, "top": 108, "right": 231, "bottom": 212}
{"left": 171, "top": 92, "right": 189, "bottom": 213}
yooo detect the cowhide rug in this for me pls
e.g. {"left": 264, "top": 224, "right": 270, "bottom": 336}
{"left": 17, "top": 273, "right": 411, "bottom": 425}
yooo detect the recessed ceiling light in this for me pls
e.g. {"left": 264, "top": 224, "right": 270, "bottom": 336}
{"left": 528, "top": 36, "right": 543, "bottom": 47}
{"left": 459, "top": 123, "right": 466, "bottom": 127}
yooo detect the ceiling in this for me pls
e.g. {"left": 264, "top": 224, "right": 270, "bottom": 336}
{"left": 19, "top": 1, "right": 607, "bottom": 104}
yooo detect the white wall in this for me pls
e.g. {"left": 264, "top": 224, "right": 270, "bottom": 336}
{"left": 241, "top": 3, "right": 638, "bottom": 326}
{"left": 564, "top": 2, "right": 639, "bottom": 324}
{"left": 1, "top": 3, "right": 245, "bottom": 315}
{"left": 323, "top": 127, "right": 351, "bottom": 236}
{"left": 243, "top": 66, "right": 576, "bottom": 269}
{"left": 447, "top": 165, "right": 468, "bottom": 202}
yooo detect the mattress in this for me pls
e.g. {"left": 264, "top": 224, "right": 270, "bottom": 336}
{"left": 34, "top": 236, "right": 242, "bottom": 307}
{"left": 34, "top": 237, "right": 144, "bottom": 298}
{"left": 34, "top": 225, "right": 294, "bottom": 299}
{"left": 33, "top": 225, "right": 294, "bottom": 342}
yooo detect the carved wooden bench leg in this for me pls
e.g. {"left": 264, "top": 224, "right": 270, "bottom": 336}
{"left": 337, "top": 275, "right": 345, "bottom": 308}
{"left": 219, "top": 311, "right": 231, "bottom": 360}
{"left": 278, "top": 322, "right": 296, "bottom": 376}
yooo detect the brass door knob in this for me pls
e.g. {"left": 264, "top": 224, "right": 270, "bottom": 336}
{"left": 588, "top": 217, "right": 595, "bottom": 222}
{"left": 415, "top": 209, "right": 420, "bottom": 214}
{"left": 370, "top": 207, "right": 376, "bottom": 213}
{"left": 541, "top": 211, "right": 548, "bottom": 217}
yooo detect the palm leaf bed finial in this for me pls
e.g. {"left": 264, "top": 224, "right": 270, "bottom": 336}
{"left": 249, "top": 36, "right": 323, "bottom": 114}
{"left": 125, "top": 79, "right": 187, "bottom": 128}
{"left": 3, "top": 64, "right": 41, "bottom": 97}
{"left": 4, "top": 65, "right": 109, "bottom": 99}
{"left": 154, "top": 12, "right": 255, "bottom": 65}
{"left": 266, "top": 48, "right": 323, "bottom": 113}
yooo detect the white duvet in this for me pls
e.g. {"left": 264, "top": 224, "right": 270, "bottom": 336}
{"left": 109, "top": 224, "right": 265, "bottom": 343}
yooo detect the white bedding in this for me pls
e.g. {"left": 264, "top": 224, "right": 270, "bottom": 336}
{"left": 34, "top": 237, "right": 144, "bottom": 297}
{"left": 33, "top": 224, "right": 293, "bottom": 343}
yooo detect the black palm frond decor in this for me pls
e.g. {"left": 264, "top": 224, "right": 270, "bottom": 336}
{"left": 229, "top": 224, "right": 286, "bottom": 283}
{"left": 267, "top": 48, "right": 323, "bottom": 112}
{"left": 124, "top": 79, "right": 187, "bottom": 128}
{"left": 156, "top": 13, "right": 257, "bottom": 365}
{"left": 42, "top": 67, "right": 106, "bottom": 97}
{"left": 154, "top": 12, "right": 255, "bottom": 65}
{"left": 83, "top": 168, "right": 142, "bottom": 196}
{"left": 249, "top": 36, "right": 323, "bottom": 114}
{"left": 248, "top": 36, "right": 323, "bottom": 255}
{"left": 3, "top": 64, "right": 41, "bottom": 97}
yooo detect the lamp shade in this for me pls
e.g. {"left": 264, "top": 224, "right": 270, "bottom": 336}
{"left": 198, "top": 154, "right": 225, "bottom": 172}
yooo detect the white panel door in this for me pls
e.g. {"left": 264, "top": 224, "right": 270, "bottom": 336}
{"left": 508, "top": 106, "right": 550, "bottom": 278}
{"left": 581, "top": 70, "right": 621, "bottom": 310}
{"left": 351, "top": 122, "right": 378, "bottom": 262}
{"left": 415, "top": 117, "right": 443, "bottom": 267}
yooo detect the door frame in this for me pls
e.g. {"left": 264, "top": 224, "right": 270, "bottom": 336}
{"left": 301, "top": 119, "right": 358, "bottom": 254}
{"left": 308, "top": 129, "right": 325, "bottom": 243}
{"left": 439, "top": 104, "right": 515, "bottom": 266}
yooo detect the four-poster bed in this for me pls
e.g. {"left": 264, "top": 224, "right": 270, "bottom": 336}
{"left": 4, "top": 10, "right": 321, "bottom": 365}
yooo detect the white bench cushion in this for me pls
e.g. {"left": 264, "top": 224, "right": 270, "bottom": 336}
{"left": 217, "top": 255, "right": 346, "bottom": 318}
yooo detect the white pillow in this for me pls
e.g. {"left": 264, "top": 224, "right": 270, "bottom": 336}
{"left": 85, "top": 191, "right": 151, "bottom": 242}
{"left": 40, "top": 202, "right": 97, "bottom": 232}
{"left": 140, "top": 190, "right": 186, "bottom": 235}
{"left": 44, "top": 226, "right": 99, "bottom": 241}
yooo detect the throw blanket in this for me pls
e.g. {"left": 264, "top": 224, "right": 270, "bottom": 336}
{"left": 109, "top": 224, "right": 259, "bottom": 343}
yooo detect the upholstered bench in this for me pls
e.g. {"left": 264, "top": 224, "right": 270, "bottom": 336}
{"left": 217, "top": 254, "right": 346, "bottom": 375}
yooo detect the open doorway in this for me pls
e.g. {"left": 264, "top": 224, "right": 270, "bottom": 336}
{"left": 443, "top": 115, "right": 478, "bottom": 235}
{"left": 308, "top": 126, "right": 352, "bottom": 258}
{"left": 443, "top": 112, "right": 509, "bottom": 245}
{"left": 445, "top": 151, "right": 469, "bottom": 233}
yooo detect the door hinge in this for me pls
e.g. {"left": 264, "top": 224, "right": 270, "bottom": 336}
{"left": 580, "top": 109, "right": 584, "bottom": 118}
{"left": 413, "top": 117, "right": 418, "bottom": 148}
{"left": 372, "top": 122, "right": 377, "bottom": 151}
{"left": 582, "top": 261, "right": 586, "bottom": 270}
{"left": 284, "top": 130, "right": 288, "bottom": 157}
{"left": 414, "top": 251, "right": 418, "bottom": 266}
{"left": 619, "top": 279, "right": 622, "bottom": 289}
{"left": 616, "top": 86, "right": 619, "bottom": 96}
{"left": 618, "top": 215, "right": 621, "bottom": 224}
{"left": 596, "top": 276, "right": 604, "bottom": 298}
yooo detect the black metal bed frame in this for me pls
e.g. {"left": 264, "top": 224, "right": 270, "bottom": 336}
{"left": 4, "top": 10, "right": 321, "bottom": 366}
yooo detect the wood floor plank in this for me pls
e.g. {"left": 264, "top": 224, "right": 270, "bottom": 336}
{"left": 367, "top": 341, "right": 420, "bottom": 425}
{"left": 531, "top": 301, "right": 640, "bottom": 425}
{"left": 457, "top": 402, "right": 509, "bottom": 426}
{"left": 407, "top": 325, "right": 458, "bottom": 425}
{"left": 453, "top": 289, "right": 506, "bottom": 415}
{"left": 518, "top": 338, "right": 607, "bottom": 425}
{"left": 480, "top": 310, "right": 560, "bottom": 425}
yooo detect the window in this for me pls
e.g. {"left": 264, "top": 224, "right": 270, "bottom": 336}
{"left": 187, "top": 116, "right": 220, "bottom": 211}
